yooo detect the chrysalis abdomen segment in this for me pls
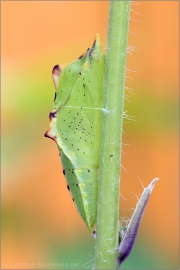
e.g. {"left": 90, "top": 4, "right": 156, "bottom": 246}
{"left": 61, "top": 149, "right": 98, "bottom": 231}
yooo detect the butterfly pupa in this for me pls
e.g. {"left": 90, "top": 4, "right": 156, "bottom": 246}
{"left": 45, "top": 34, "right": 105, "bottom": 232}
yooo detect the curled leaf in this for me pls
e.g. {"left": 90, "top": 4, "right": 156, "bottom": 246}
{"left": 118, "top": 178, "right": 158, "bottom": 265}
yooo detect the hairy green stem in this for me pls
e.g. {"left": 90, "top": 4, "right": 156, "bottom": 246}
{"left": 95, "top": 1, "right": 130, "bottom": 269}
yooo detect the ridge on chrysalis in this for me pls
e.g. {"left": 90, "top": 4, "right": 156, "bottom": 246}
{"left": 45, "top": 34, "right": 105, "bottom": 232}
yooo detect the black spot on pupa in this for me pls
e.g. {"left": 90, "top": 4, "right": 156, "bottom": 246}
{"left": 54, "top": 92, "right": 57, "bottom": 102}
{"left": 72, "top": 198, "right": 74, "bottom": 201}
{"left": 92, "top": 38, "right": 96, "bottom": 47}
{"left": 83, "top": 84, "right": 85, "bottom": 88}
{"left": 78, "top": 53, "right": 83, "bottom": 60}
{"left": 76, "top": 184, "right": 78, "bottom": 187}
{"left": 110, "top": 155, "right": 114, "bottom": 157}
{"left": 63, "top": 170, "right": 65, "bottom": 175}
{"left": 79, "top": 71, "right": 82, "bottom": 75}
{"left": 88, "top": 169, "right": 90, "bottom": 173}
{"left": 67, "top": 185, "right": 70, "bottom": 190}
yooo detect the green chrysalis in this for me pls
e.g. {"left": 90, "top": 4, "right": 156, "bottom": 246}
{"left": 45, "top": 34, "right": 105, "bottom": 232}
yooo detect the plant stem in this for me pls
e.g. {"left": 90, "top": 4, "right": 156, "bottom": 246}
{"left": 95, "top": 1, "right": 130, "bottom": 269}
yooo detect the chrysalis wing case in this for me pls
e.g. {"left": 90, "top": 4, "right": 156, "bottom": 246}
{"left": 45, "top": 34, "right": 105, "bottom": 232}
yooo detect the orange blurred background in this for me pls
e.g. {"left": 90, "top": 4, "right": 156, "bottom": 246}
{"left": 1, "top": 1, "right": 179, "bottom": 269}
